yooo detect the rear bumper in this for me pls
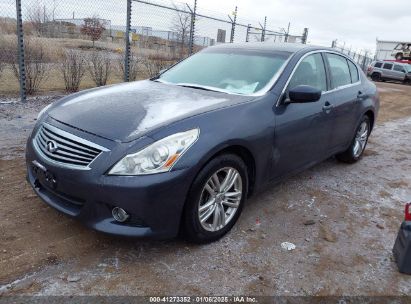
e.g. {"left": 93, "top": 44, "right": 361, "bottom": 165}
{"left": 26, "top": 136, "right": 193, "bottom": 239}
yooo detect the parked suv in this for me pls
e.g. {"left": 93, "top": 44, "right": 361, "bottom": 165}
{"left": 367, "top": 61, "right": 411, "bottom": 84}
{"left": 391, "top": 43, "right": 411, "bottom": 60}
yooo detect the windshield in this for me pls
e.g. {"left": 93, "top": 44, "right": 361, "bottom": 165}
{"left": 157, "top": 48, "right": 291, "bottom": 95}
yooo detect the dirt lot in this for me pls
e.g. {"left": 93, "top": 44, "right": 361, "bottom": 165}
{"left": 0, "top": 81, "right": 411, "bottom": 296}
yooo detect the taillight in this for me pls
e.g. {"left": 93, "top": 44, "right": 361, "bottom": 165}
{"left": 405, "top": 203, "right": 411, "bottom": 221}
{"left": 367, "top": 66, "right": 372, "bottom": 72}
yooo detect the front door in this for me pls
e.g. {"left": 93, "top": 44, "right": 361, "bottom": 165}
{"left": 271, "top": 52, "right": 333, "bottom": 180}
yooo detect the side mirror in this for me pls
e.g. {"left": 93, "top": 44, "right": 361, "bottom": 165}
{"left": 288, "top": 85, "right": 322, "bottom": 103}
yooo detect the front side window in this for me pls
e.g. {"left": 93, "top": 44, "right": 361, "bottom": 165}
{"left": 326, "top": 53, "right": 351, "bottom": 89}
{"left": 158, "top": 49, "right": 291, "bottom": 95}
{"left": 347, "top": 60, "right": 359, "bottom": 83}
{"left": 288, "top": 53, "right": 327, "bottom": 92}
{"left": 374, "top": 62, "right": 382, "bottom": 68}
{"left": 383, "top": 63, "right": 393, "bottom": 70}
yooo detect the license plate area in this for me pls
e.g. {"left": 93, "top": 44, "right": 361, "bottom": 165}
{"left": 32, "top": 160, "right": 57, "bottom": 190}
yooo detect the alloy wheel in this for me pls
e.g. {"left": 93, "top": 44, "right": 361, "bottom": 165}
{"left": 198, "top": 167, "right": 243, "bottom": 232}
{"left": 353, "top": 121, "right": 369, "bottom": 158}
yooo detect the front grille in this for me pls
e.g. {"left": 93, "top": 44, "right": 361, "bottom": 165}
{"left": 33, "top": 123, "right": 108, "bottom": 169}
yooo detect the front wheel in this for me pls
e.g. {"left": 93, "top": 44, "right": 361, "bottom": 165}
{"left": 336, "top": 116, "right": 371, "bottom": 163}
{"left": 182, "top": 154, "right": 248, "bottom": 243}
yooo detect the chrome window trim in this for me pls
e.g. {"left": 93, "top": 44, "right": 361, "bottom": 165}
{"left": 32, "top": 122, "right": 109, "bottom": 171}
{"left": 276, "top": 50, "right": 361, "bottom": 107}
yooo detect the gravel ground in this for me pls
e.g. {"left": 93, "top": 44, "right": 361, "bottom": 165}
{"left": 0, "top": 82, "right": 411, "bottom": 296}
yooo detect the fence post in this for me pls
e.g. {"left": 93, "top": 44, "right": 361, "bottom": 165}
{"left": 261, "top": 16, "right": 266, "bottom": 42}
{"left": 15, "top": 0, "right": 26, "bottom": 102}
{"left": 124, "top": 0, "right": 132, "bottom": 82}
{"left": 362, "top": 51, "right": 368, "bottom": 71}
{"left": 284, "top": 22, "right": 290, "bottom": 43}
{"left": 229, "top": 6, "right": 237, "bottom": 43}
{"left": 188, "top": 0, "right": 197, "bottom": 55}
{"left": 301, "top": 28, "right": 308, "bottom": 44}
{"left": 245, "top": 24, "right": 250, "bottom": 42}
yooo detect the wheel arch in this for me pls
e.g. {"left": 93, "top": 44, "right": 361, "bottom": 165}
{"left": 193, "top": 143, "right": 257, "bottom": 197}
{"left": 364, "top": 109, "right": 375, "bottom": 131}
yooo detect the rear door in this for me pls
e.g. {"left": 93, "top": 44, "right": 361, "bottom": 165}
{"left": 323, "top": 53, "right": 361, "bottom": 152}
{"left": 393, "top": 64, "right": 406, "bottom": 81}
{"left": 272, "top": 52, "right": 333, "bottom": 179}
{"left": 382, "top": 62, "right": 394, "bottom": 80}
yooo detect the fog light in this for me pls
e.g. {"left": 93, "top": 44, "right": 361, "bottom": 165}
{"left": 112, "top": 207, "right": 129, "bottom": 222}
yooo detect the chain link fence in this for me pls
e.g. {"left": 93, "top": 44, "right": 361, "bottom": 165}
{"left": 331, "top": 40, "right": 373, "bottom": 72}
{"left": 1, "top": 0, "right": 310, "bottom": 101}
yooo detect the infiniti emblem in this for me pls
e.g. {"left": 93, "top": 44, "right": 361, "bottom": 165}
{"left": 46, "top": 140, "right": 58, "bottom": 153}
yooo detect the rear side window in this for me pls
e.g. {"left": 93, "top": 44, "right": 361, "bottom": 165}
{"left": 383, "top": 63, "right": 393, "bottom": 70}
{"left": 347, "top": 60, "right": 359, "bottom": 83}
{"left": 325, "top": 53, "right": 351, "bottom": 89}
{"left": 374, "top": 62, "right": 382, "bottom": 68}
{"left": 288, "top": 53, "right": 327, "bottom": 92}
{"left": 394, "top": 65, "right": 405, "bottom": 73}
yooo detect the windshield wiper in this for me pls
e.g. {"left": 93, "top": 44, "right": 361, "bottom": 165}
{"left": 175, "top": 83, "right": 228, "bottom": 94}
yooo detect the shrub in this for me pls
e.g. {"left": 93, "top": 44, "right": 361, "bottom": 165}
{"left": 60, "top": 50, "right": 86, "bottom": 92}
{"left": 11, "top": 38, "right": 49, "bottom": 95}
{"left": 88, "top": 51, "right": 111, "bottom": 86}
{"left": 142, "top": 53, "right": 176, "bottom": 78}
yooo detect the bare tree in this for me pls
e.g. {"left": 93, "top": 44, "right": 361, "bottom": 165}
{"left": 81, "top": 17, "right": 106, "bottom": 47}
{"left": 170, "top": 3, "right": 191, "bottom": 58}
{"left": 118, "top": 52, "right": 140, "bottom": 81}
{"left": 11, "top": 38, "right": 49, "bottom": 95}
{"left": 60, "top": 50, "right": 86, "bottom": 92}
{"left": 88, "top": 51, "right": 111, "bottom": 86}
{"left": 27, "top": 1, "right": 52, "bottom": 35}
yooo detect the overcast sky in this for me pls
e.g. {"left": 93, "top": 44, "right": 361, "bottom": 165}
{"left": 2, "top": 0, "right": 410, "bottom": 54}
{"left": 196, "top": 0, "right": 411, "bottom": 54}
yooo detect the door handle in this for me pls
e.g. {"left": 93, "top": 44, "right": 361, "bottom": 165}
{"left": 322, "top": 102, "right": 333, "bottom": 113}
{"left": 357, "top": 91, "right": 364, "bottom": 99}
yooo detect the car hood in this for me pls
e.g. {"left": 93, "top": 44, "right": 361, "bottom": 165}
{"left": 48, "top": 80, "right": 254, "bottom": 142}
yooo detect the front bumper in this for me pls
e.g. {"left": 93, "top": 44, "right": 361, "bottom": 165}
{"left": 25, "top": 120, "right": 193, "bottom": 239}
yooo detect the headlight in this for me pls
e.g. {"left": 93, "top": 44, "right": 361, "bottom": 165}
{"left": 108, "top": 128, "right": 200, "bottom": 175}
{"left": 37, "top": 103, "right": 52, "bottom": 120}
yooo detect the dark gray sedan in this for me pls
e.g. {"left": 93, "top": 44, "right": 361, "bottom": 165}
{"left": 26, "top": 43, "right": 379, "bottom": 243}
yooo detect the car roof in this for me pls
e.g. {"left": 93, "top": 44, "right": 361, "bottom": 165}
{"left": 374, "top": 60, "right": 409, "bottom": 66}
{"left": 208, "top": 42, "right": 333, "bottom": 54}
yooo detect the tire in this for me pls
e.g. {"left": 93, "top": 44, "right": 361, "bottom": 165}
{"left": 336, "top": 116, "right": 371, "bottom": 163}
{"left": 182, "top": 154, "right": 248, "bottom": 243}
{"left": 396, "top": 53, "right": 403, "bottom": 60}
{"left": 371, "top": 73, "right": 381, "bottom": 81}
